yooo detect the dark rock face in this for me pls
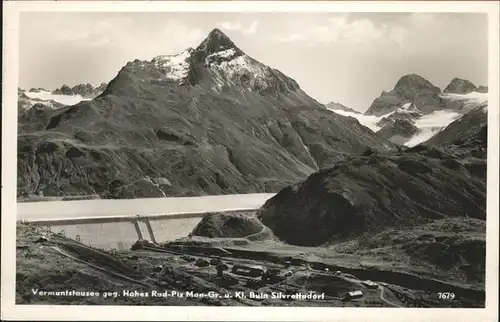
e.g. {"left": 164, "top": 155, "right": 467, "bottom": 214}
{"left": 443, "top": 78, "right": 477, "bottom": 94}
{"left": 365, "top": 74, "right": 443, "bottom": 116}
{"left": 257, "top": 145, "right": 486, "bottom": 246}
{"left": 17, "top": 29, "right": 394, "bottom": 199}
{"left": 325, "top": 102, "right": 360, "bottom": 114}
{"left": 375, "top": 111, "right": 422, "bottom": 128}
{"left": 53, "top": 85, "right": 72, "bottom": 95}
{"left": 376, "top": 119, "right": 419, "bottom": 144}
{"left": 190, "top": 212, "right": 266, "bottom": 238}
{"left": 53, "top": 83, "right": 107, "bottom": 98}
{"left": 194, "top": 28, "right": 244, "bottom": 59}
{"left": 28, "top": 88, "right": 48, "bottom": 93}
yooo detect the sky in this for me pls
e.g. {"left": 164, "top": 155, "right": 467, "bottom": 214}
{"left": 19, "top": 12, "right": 488, "bottom": 112}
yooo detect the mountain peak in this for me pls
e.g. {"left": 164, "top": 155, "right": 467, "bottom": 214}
{"left": 196, "top": 28, "right": 242, "bottom": 56}
{"left": 443, "top": 77, "right": 477, "bottom": 94}
{"left": 394, "top": 74, "right": 438, "bottom": 91}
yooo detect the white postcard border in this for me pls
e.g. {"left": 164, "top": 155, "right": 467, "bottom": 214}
{"left": 2, "top": 1, "right": 499, "bottom": 321}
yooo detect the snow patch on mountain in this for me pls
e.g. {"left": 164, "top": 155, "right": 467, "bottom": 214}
{"left": 208, "top": 53, "right": 273, "bottom": 92}
{"left": 152, "top": 48, "right": 194, "bottom": 81}
{"left": 326, "top": 108, "right": 383, "bottom": 132}
{"left": 328, "top": 91, "right": 486, "bottom": 147}
{"left": 414, "top": 109, "right": 462, "bottom": 129}
{"left": 213, "top": 55, "right": 269, "bottom": 80}
{"left": 24, "top": 90, "right": 90, "bottom": 106}
{"left": 384, "top": 101, "right": 422, "bottom": 117}
{"left": 440, "top": 91, "right": 488, "bottom": 111}
{"left": 401, "top": 102, "right": 411, "bottom": 109}
{"left": 404, "top": 110, "right": 462, "bottom": 147}
{"left": 206, "top": 48, "right": 238, "bottom": 62}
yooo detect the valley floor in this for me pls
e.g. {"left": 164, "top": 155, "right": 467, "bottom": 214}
{"left": 15, "top": 220, "right": 484, "bottom": 308}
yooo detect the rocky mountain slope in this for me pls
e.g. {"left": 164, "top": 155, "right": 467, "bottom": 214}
{"left": 257, "top": 141, "right": 486, "bottom": 246}
{"left": 18, "top": 90, "right": 66, "bottom": 133}
{"left": 17, "top": 29, "right": 394, "bottom": 200}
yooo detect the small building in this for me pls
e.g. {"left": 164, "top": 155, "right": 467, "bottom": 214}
{"left": 343, "top": 290, "right": 364, "bottom": 300}
{"left": 231, "top": 264, "right": 265, "bottom": 278}
{"left": 362, "top": 280, "right": 379, "bottom": 289}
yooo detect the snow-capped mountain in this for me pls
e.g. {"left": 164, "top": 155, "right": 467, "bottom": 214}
{"left": 22, "top": 90, "right": 91, "bottom": 107}
{"left": 365, "top": 74, "right": 443, "bottom": 116}
{"left": 20, "top": 83, "right": 108, "bottom": 108}
{"left": 18, "top": 89, "right": 66, "bottom": 111}
{"left": 327, "top": 75, "right": 488, "bottom": 147}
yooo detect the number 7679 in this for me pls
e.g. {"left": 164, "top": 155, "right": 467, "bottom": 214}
{"left": 438, "top": 292, "right": 455, "bottom": 300}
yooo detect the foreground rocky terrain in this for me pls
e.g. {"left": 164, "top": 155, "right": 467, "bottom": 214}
{"left": 254, "top": 109, "right": 487, "bottom": 303}
{"left": 17, "top": 29, "right": 393, "bottom": 200}
{"left": 17, "top": 204, "right": 485, "bottom": 308}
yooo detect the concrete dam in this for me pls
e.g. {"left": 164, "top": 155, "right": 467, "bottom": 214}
{"left": 17, "top": 193, "right": 275, "bottom": 250}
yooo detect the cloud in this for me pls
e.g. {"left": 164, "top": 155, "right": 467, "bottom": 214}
{"left": 216, "top": 20, "right": 259, "bottom": 35}
{"left": 50, "top": 18, "right": 131, "bottom": 48}
{"left": 274, "top": 16, "right": 408, "bottom": 46}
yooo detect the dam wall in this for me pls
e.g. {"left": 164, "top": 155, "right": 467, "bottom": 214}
{"left": 25, "top": 211, "right": 257, "bottom": 250}
{"left": 37, "top": 214, "right": 207, "bottom": 250}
